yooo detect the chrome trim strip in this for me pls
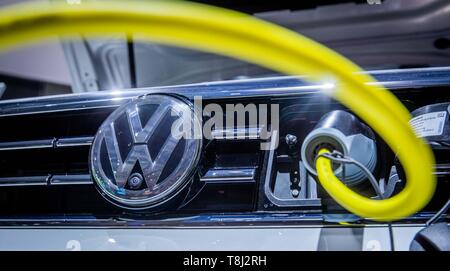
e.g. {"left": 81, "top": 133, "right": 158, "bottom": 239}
{"left": 211, "top": 127, "right": 261, "bottom": 140}
{"left": 0, "top": 213, "right": 325, "bottom": 228}
{"left": 0, "top": 213, "right": 442, "bottom": 228}
{"left": 0, "top": 174, "right": 92, "bottom": 187}
{"left": 0, "top": 139, "right": 53, "bottom": 151}
{"left": 435, "top": 164, "right": 450, "bottom": 176}
{"left": 55, "top": 137, "right": 94, "bottom": 147}
{"left": 200, "top": 168, "right": 256, "bottom": 183}
{"left": 0, "top": 136, "right": 94, "bottom": 151}
{"left": 50, "top": 174, "right": 92, "bottom": 185}
{"left": 0, "top": 176, "right": 48, "bottom": 187}
{"left": 0, "top": 67, "right": 449, "bottom": 117}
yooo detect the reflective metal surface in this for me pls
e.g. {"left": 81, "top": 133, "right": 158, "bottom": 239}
{"left": 201, "top": 168, "right": 256, "bottom": 183}
{"left": 55, "top": 137, "right": 93, "bottom": 147}
{"left": 0, "top": 174, "right": 92, "bottom": 187}
{"left": 0, "top": 136, "right": 93, "bottom": 151}
{"left": 90, "top": 94, "right": 202, "bottom": 209}
{"left": 50, "top": 174, "right": 92, "bottom": 185}
{"left": 211, "top": 127, "right": 261, "bottom": 140}
{"left": 0, "top": 176, "right": 48, "bottom": 187}
{"left": 0, "top": 139, "right": 54, "bottom": 151}
{"left": 0, "top": 66, "right": 449, "bottom": 117}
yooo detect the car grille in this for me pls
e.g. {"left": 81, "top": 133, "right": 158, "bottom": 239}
{"left": 0, "top": 67, "right": 449, "bottom": 224}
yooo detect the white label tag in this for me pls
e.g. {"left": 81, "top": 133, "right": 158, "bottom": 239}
{"left": 410, "top": 111, "right": 447, "bottom": 137}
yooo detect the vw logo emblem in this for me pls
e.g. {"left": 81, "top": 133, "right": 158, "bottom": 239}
{"left": 90, "top": 94, "right": 202, "bottom": 209}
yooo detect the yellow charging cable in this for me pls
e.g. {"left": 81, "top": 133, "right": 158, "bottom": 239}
{"left": 0, "top": 1, "right": 436, "bottom": 221}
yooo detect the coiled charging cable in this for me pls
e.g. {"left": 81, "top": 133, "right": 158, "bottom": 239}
{"left": 316, "top": 150, "right": 385, "bottom": 199}
{"left": 0, "top": 1, "right": 436, "bottom": 221}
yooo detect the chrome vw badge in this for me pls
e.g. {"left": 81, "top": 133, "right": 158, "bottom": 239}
{"left": 90, "top": 94, "right": 202, "bottom": 209}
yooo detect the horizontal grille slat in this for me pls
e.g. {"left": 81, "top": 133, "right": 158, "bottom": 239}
{"left": 0, "top": 109, "right": 100, "bottom": 185}
{"left": 0, "top": 136, "right": 94, "bottom": 151}
{"left": 200, "top": 167, "right": 256, "bottom": 183}
{"left": 0, "top": 139, "right": 53, "bottom": 151}
{"left": 0, "top": 174, "right": 92, "bottom": 187}
{"left": 49, "top": 174, "right": 92, "bottom": 185}
{"left": 0, "top": 176, "right": 48, "bottom": 187}
{"left": 55, "top": 137, "right": 94, "bottom": 147}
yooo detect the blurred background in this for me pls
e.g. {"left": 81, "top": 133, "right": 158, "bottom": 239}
{"left": 0, "top": 0, "right": 449, "bottom": 99}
